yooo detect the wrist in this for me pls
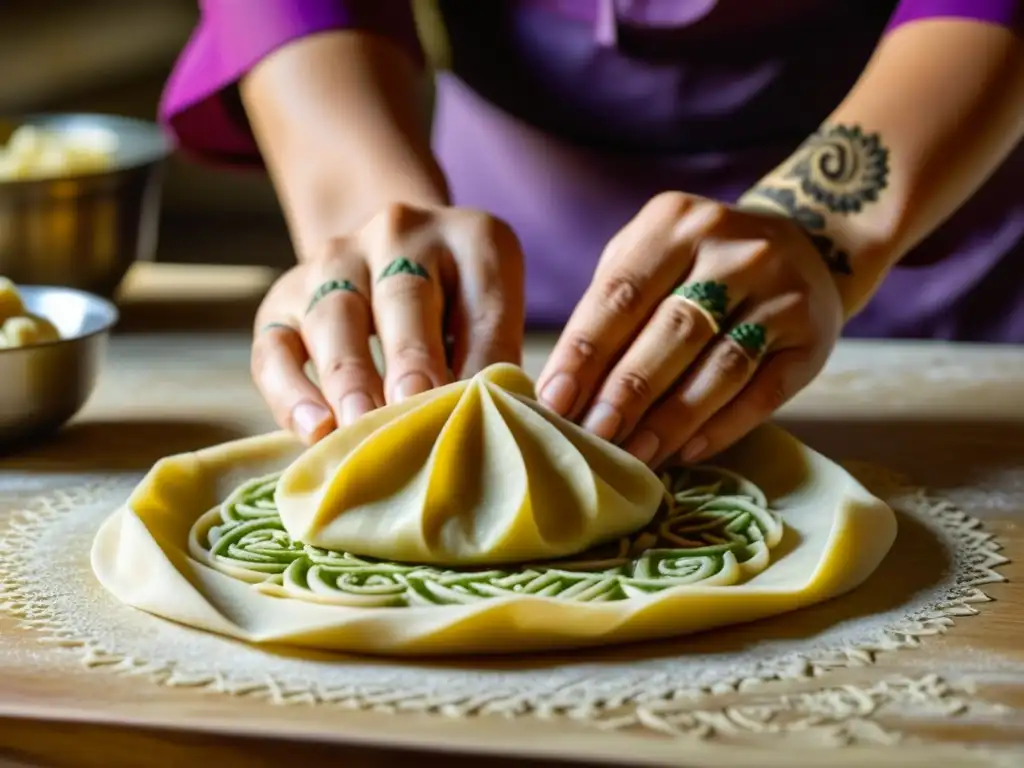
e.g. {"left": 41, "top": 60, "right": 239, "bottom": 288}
{"left": 737, "top": 122, "right": 906, "bottom": 318}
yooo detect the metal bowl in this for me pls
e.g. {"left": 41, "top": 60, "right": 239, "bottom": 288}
{"left": 0, "top": 113, "right": 173, "bottom": 297}
{"left": 0, "top": 285, "right": 119, "bottom": 450}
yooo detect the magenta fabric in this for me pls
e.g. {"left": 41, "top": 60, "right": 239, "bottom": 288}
{"left": 886, "top": 0, "right": 1023, "bottom": 32}
{"left": 160, "top": 0, "right": 1021, "bottom": 163}
{"left": 159, "top": 0, "right": 423, "bottom": 163}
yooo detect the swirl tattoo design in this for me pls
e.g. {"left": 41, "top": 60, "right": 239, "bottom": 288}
{"left": 378, "top": 258, "right": 429, "bottom": 282}
{"left": 189, "top": 468, "right": 785, "bottom": 607}
{"left": 786, "top": 124, "right": 890, "bottom": 214}
{"left": 743, "top": 187, "right": 853, "bottom": 275}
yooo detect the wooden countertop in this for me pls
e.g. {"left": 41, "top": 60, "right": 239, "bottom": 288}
{"left": 2, "top": 264, "right": 1024, "bottom": 767}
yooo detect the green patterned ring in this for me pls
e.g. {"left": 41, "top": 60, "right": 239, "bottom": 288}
{"left": 188, "top": 466, "right": 785, "bottom": 608}
{"left": 728, "top": 322, "right": 768, "bottom": 359}
{"left": 672, "top": 280, "right": 731, "bottom": 327}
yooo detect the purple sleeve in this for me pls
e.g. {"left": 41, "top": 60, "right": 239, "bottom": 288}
{"left": 159, "top": 0, "right": 424, "bottom": 166}
{"left": 886, "top": 0, "right": 1023, "bottom": 33}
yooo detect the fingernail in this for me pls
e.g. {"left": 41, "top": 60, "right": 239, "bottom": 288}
{"left": 340, "top": 392, "right": 375, "bottom": 425}
{"left": 539, "top": 373, "right": 578, "bottom": 415}
{"left": 625, "top": 430, "right": 660, "bottom": 465}
{"left": 582, "top": 402, "right": 622, "bottom": 440}
{"left": 395, "top": 372, "right": 433, "bottom": 402}
{"left": 681, "top": 435, "right": 709, "bottom": 464}
{"left": 292, "top": 401, "right": 332, "bottom": 441}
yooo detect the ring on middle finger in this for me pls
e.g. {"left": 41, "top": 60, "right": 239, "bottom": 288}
{"left": 306, "top": 278, "right": 361, "bottom": 314}
{"left": 672, "top": 280, "right": 731, "bottom": 330}
{"left": 726, "top": 322, "right": 769, "bottom": 361}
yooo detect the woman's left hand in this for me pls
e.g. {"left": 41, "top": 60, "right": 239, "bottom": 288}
{"left": 536, "top": 191, "right": 845, "bottom": 468}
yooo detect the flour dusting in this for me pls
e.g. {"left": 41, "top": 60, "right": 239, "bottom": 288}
{"left": 0, "top": 464, "right": 1011, "bottom": 742}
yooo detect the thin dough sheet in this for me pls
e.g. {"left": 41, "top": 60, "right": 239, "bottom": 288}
{"left": 91, "top": 425, "right": 896, "bottom": 656}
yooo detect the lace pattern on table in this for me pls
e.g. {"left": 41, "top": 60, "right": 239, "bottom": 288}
{"left": 0, "top": 463, "right": 1012, "bottom": 748}
{"left": 189, "top": 467, "right": 783, "bottom": 606}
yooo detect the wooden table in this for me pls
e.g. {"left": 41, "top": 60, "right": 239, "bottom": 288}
{"left": 1, "top": 264, "right": 1023, "bottom": 767}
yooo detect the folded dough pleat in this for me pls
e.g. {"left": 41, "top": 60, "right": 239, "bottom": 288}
{"left": 275, "top": 363, "right": 665, "bottom": 566}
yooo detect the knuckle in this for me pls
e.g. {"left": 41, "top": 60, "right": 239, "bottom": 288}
{"left": 612, "top": 371, "right": 653, "bottom": 405}
{"left": 784, "top": 294, "right": 815, "bottom": 329}
{"left": 392, "top": 339, "right": 436, "bottom": 364}
{"left": 376, "top": 274, "right": 430, "bottom": 303}
{"left": 713, "top": 344, "right": 752, "bottom": 379}
{"left": 567, "top": 333, "right": 599, "bottom": 364}
{"left": 377, "top": 201, "right": 426, "bottom": 234}
{"left": 646, "top": 190, "right": 694, "bottom": 219}
{"left": 598, "top": 274, "right": 644, "bottom": 316}
{"left": 658, "top": 301, "right": 702, "bottom": 343}
{"left": 736, "top": 238, "right": 775, "bottom": 271}
{"left": 472, "top": 212, "right": 516, "bottom": 244}
{"left": 751, "top": 379, "right": 789, "bottom": 413}
{"left": 323, "top": 355, "right": 375, "bottom": 382}
{"left": 468, "top": 303, "right": 507, "bottom": 339}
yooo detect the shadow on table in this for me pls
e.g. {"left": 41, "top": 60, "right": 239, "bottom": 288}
{"left": 781, "top": 414, "right": 1024, "bottom": 481}
{"left": 0, "top": 419, "right": 249, "bottom": 471}
{"left": 3, "top": 413, "right": 1006, "bottom": 673}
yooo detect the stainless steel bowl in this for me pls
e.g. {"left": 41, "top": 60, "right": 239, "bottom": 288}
{"left": 0, "top": 285, "right": 118, "bottom": 450}
{"left": 0, "top": 113, "right": 173, "bottom": 297}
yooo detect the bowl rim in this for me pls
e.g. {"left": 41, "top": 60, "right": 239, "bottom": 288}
{"left": 0, "top": 111, "right": 175, "bottom": 186}
{"left": 0, "top": 284, "right": 120, "bottom": 354}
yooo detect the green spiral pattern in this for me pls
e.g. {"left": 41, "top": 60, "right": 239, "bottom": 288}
{"left": 190, "top": 467, "right": 784, "bottom": 608}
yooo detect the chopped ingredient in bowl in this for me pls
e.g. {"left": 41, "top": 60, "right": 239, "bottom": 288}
{"left": 0, "top": 125, "right": 118, "bottom": 181}
{"left": 0, "top": 278, "right": 60, "bottom": 348}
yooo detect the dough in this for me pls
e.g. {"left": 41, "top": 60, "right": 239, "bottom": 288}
{"left": 275, "top": 363, "right": 665, "bottom": 566}
{"left": 91, "top": 423, "right": 897, "bottom": 656}
{"left": 0, "top": 278, "right": 60, "bottom": 348}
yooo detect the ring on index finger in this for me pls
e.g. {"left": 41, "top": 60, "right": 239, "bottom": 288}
{"left": 672, "top": 280, "right": 731, "bottom": 331}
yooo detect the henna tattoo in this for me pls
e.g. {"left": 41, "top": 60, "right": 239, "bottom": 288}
{"left": 306, "top": 279, "right": 360, "bottom": 314}
{"left": 378, "top": 258, "right": 429, "bottom": 282}
{"left": 728, "top": 323, "right": 767, "bottom": 359}
{"left": 673, "top": 281, "right": 731, "bottom": 324}
{"left": 743, "top": 187, "right": 853, "bottom": 276}
{"left": 785, "top": 124, "right": 889, "bottom": 214}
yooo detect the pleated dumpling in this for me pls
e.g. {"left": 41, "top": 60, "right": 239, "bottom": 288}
{"left": 276, "top": 363, "right": 665, "bottom": 566}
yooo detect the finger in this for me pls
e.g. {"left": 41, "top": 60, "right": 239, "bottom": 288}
{"left": 623, "top": 315, "right": 777, "bottom": 467}
{"left": 677, "top": 348, "right": 811, "bottom": 464}
{"left": 301, "top": 260, "right": 383, "bottom": 427}
{"left": 578, "top": 290, "right": 720, "bottom": 442}
{"left": 578, "top": 237, "right": 769, "bottom": 443}
{"left": 536, "top": 196, "right": 724, "bottom": 420}
{"left": 370, "top": 247, "right": 451, "bottom": 403}
{"left": 442, "top": 214, "right": 526, "bottom": 377}
{"left": 251, "top": 322, "right": 334, "bottom": 444}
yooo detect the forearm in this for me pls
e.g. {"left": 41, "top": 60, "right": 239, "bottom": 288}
{"left": 240, "top": 30, "right": 450, "bottom": 259}
{"left": 739, "top": 18, "right": 1024, "bottom": 316}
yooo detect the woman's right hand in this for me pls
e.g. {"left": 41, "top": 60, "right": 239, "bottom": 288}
{"left": 251, "top": 202, "right": 526, "bottom": 444}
